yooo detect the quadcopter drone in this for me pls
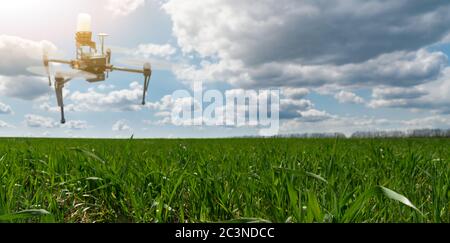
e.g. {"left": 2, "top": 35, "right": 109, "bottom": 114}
{"left": 32, "top": 14, "right": 152, "bottom": 124}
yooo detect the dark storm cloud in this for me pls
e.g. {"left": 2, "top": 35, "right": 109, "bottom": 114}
{"left": 242, "top": 0, "right": 450, "bottom": 66}
{"left": 165, "top": 0, "right": 450, "bottom": 91}
{"left": 165, "top": 0, "right": 450, "bottom": 65}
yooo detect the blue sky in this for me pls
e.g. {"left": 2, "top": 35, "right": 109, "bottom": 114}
{"left": 1, "top": 0, "right": 450, "bottom": 138}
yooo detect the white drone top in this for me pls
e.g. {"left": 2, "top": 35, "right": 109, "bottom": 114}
{"left": 77, "top": 13, "right": 92, "bottom": 32}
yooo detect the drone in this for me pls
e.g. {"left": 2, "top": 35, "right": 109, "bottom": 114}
{"left": 31, "top": 13, "right": 152, "bottom": 124}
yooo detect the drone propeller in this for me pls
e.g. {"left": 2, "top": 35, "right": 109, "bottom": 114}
{"left": 27, "top": 45, "right": 77, "bottom": 84}
{"left": 39, "top": 47, "right": 70, "bottom": 86}
{"left": 43, "top": 53, "right": 52, "bottom": 86}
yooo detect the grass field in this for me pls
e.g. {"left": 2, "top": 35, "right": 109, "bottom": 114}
{"left": 0, "top": 138, "right": 448, "bottom": 223}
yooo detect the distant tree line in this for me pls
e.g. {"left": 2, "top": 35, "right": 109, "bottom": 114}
{"left": 350, "top": 129, "right": 450, "bottom": 138}
{"left": 275, "top": 132, "right": 346, "bottom": 138}
{"left": 273, "top": 129, "right": 450, "bottom": 138}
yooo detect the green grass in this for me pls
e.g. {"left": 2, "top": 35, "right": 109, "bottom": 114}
{"left": 0, "top": 137, "right": 448, "bottom": 223}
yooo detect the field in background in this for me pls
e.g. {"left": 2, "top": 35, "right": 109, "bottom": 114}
{"left": 0, "top": 138, "right": 448, "bottom": 223}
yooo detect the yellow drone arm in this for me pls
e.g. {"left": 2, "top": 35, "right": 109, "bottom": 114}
{"left": 109, "top": 66, "right": 145, "bottom": 74}
{"left": 48, "top": 59, "right": 73, "bottom": 65}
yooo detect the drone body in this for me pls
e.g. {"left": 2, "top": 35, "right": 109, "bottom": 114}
{"left": 41, "top": 13, "right": 152, "bottom": 124}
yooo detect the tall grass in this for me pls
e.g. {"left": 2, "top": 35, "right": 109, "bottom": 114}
{"left": 0, "top": 138, "right": 448, "bottom": 223}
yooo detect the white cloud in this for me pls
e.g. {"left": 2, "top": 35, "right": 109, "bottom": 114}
{"left": 401, "top": 116, "right": 450, "bottom": 128}
{"left": 150, "top": 88, "right": 309, "bottom": 126}
{"left": 68, "top": 82, "right": 144, "bottom": 112}
{"left": 440, "top": 32, "right": 450, "bottom": 44}
{"left": 0, "top": 120, "right": 12, "bottom": 128}
{"left": 174, "top": 49, "right": 447, "bottom": 90}
{"left": 39, "top": 102, "right": 60, "bottom": 113}
{"left": 334, "top": 91, "right": 365, "bottom": 104}
{"left": 24, "top": 114, "right": 58, "bottom": 128}
{"left": 143, "top": 117, "right": 172, "bottom": 126}
{"left": 172, "top": 59, "right": 246, "bottom": 85}
{"left": 280, "top": 98, "right": 313, "bottom": 119}
{"left": 372, "top": 87, "right": 428, "bottom": 100}
{"left": 249, "top": 49, "right": 446, "bottom": 89}
{"left": 112, "top": 120, "right": 132, "bottom": 131}
{"left": 0, "top": 102, "right": 13, "bottom": 114}
{"left": 0, "top": 35, "right": 57, "bottom": 76}
{"left": 62, "top": 120, "right": 90, "bottom": 130}
{"left": 106, "top": 0, "right": 145, "bottom": 16}
{"left": 298, "top": 109, "right": 333, "bottom": 123}
{"left": 147, "top": 89, "right": 293, "bottom": 125}
{"left": 146, "top": 94, "right": 190, "bottom": 113}
{"left": 281, "top": 114, "right": 450, "bottom": 137}
{"left": 24, "top": 114, "right": 88, "bottom": 130}
{"left": 0, "top": 76, "right": 51, "bottom": 100}
{"left": 283, "top": 88, "right": 309, "bottom": 99}
{"left": 146, "top": 94, "right": 188, "bottom": 126}
{"left": 134, "top": 43, "right": 176, "bottom": 58}
{"left": 97, "top": 84, "right": 116, "bottom": 91}
{"left": 110, "top": 42, "right": 179, "bottom": 71}
{"left": 368, "top": 67, "right": 450, "bottom": 114}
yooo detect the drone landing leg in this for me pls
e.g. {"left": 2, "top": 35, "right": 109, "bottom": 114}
{"left": 55, "top": 77, "right": 66, "bottom": 124}
{"left": 60, "top": 106, "right": 66, "bottom": 124}
{"left": 142, "top": 75, "right": 150, "bottom": 105}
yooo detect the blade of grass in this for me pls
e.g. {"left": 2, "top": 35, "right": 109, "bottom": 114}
{"left": 376, "top": 186, "right": 423, "bottom": 216}
{"left": 70, "top": 147, "right": 106, "bottom": 164}
{"left": 273, "top": 167, "right": 328, "bottom": 184}
{"left": 220, "top": 218, "right": 272, "bottom": 223}
{"left": 307, "top": 192, "right": 323, "bottom": 222}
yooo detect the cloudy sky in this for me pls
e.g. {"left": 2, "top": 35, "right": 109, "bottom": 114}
{"left": 1, "top": 0, "right": 450, "bottom": 138}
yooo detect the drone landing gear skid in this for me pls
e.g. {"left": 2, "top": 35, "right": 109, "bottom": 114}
{"left": 55, "top": 75, "right": 70, "bottom": 124}
{"left": 142, "top": 72, "right": 151, "bottom": 105}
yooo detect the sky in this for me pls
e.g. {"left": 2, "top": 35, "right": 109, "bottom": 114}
{"left": 1, "top": 0, "right": 450, "bottom": 138}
